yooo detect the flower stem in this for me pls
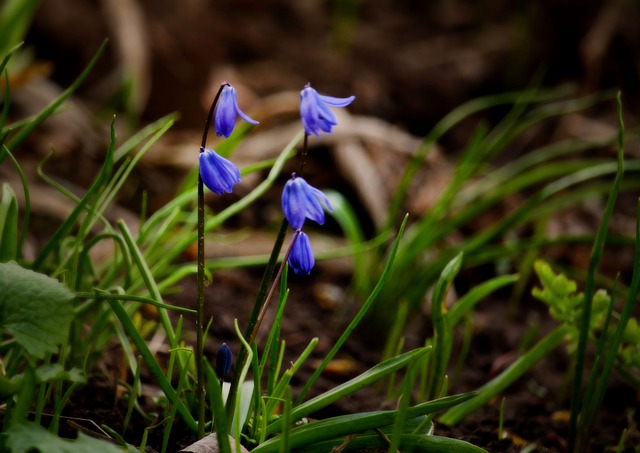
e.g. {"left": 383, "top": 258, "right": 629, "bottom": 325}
{"left": 251, "top": 229, "right": 300, "bottom": 345}
{"left": 197, "top": 82, "right": 228, "bottom": 438}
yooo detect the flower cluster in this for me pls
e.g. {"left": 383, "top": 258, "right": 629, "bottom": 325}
{"left": 199, "top": 81, "right": 354, "bottom": 276}
{"left": 284, "top": 84, "right": 354, "bottom": 275}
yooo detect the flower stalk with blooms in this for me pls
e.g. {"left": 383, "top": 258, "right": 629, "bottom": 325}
{"left": 195, "top": 82, "right": 257, "bottom": 438}
{"left": 226, "top": 83, "right": 354, "bottom": 420}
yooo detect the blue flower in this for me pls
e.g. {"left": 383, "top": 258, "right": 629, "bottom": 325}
{"left": 281, "top": 174, "right": 333, "bottom": 230}
{"left": 214, "top": 83, "right": 259, "bottom": 138}
{"left": 199, "top": 147, "right": 241, "bottom": 194}
{"left": 300, "top": 83, "right": 355, "bottom": 137}
{"left": 216, "top": 343, "right": 233, "bottom": 379}
{"left": 288, "top": 231, "right": 314, "bottom": 275}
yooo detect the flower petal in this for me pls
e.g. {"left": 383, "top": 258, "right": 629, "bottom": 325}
{"left": 300, "top": 87, "right": 322, "bottom": 136}
{"left": 281, "top": 176, "right": 333, "bottom": 229}
{"left": 318, "top": 94, "right": 356, "bottom": 107}
{"left": 214, "top": 87, "right": 237, "bottom": 138}
{"left": 282, "top": 178, "right": 307, "bottom": 229}
{"left": 288, "top": 231, "right": 314, "bottom": 275}
{"left": 199, "top": 148, "right": 241, "bottom": 194}
{"left": 216, "top": 343, "right": 233, "bottom": 378}
{"left": 234, "top": 99, "right": 260, "bottom": 124}
{"left": 299, "top": 85, "right": 355, "bottom": 136}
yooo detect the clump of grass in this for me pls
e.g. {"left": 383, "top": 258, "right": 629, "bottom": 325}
{"left": 1, "top": 11, "right": 638, "bottom": 451}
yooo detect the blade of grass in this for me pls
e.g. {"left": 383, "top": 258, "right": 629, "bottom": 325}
{"left": 269, "top": 347, "right": 430, "bottom": 436}
{"left": 439, "top": 324, "right": 574, "bottom": 426}
{"left": 33, "top": 116, "right": 115, "bottom": 269}
{"left": 568, "top": 91, "right": 626, "bottom": 451}
{"left": 296, "top": 214, "right": 409, "bottom": 404}
{"left": 574, "top": 93, "right": 634, "bottom": 452}
{"left": 256, "top": 393, "right": 477, "bottom": 453}
{"left": 427, "top": 252, "right": 462, "bottom": 400}
{"left": 105, "top": 295, "right": 197, "bottom": 432}
{"left": 4, "top": 40, "right": 108, "bottom": 157}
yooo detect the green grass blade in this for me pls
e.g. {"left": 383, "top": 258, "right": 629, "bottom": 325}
{"left": 296, "top": 214, "right": 409, "bottom": 404}
{"left": 256, "top": 393, "right": 476, "bottom": 453}
{"left": 204, "top": 362, "right": 231, "bottom": 453}
{"left": 4, "top": 39, "right": 108, "bottom": 157}
{"left": 75, "top": 291, "right": 195, "bottom": 314}
{"left": 118, "top": 220, "right": 177, "bottom": 347}
{"left": 300, "top": 433, "right": 488, "bottom": 453}
{"left": 33, "top": 116, "right": 115, "bottom": 269}
{"left": 0, "top": 182, "right": 18, "bottom": 261}
{"left": 1, "top": 146, "right": 30, "bottom": 254}
{"left": 439, "top": 324, "right": 574, "bottom": 426}
{"left": 265, "top": 339, "right": 318, "bottom": 417}
{"left": 574, "top": 94, "right": 635, "bottom": 452}
{"left": 106, "top": 296, "right": 197, "bottom": 433}
{"left": 427, "top": 252, "right": 462, "bottom": 400}
{"left": 386, "top": 84, "right": 574, "bottom": 227}
{"left": 0, "top": 0, "right": 37, "bottom": 58}
{"left": 268, "top": 346, "right": 430, "bottom": 437}
{"left": 569, "top": 91, "right": 626, "bottom": 451}
{"left": 0, "top": 42, "right": 23, "bottom": 77}
{"left": 449, "top": 274, "right": 520, "bottom": 325}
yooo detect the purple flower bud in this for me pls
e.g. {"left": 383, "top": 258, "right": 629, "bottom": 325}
{"left": 216, "top": 343, "right": 233, "bottom": 379}
{"left": 288, "top": 231, "right": 314, "bottom": 275}
{"left": 214, "top": 84, "right": 259, "bottom": 138}
{"left": 281, "top": 174, "right": 333, "bottom": 230}
{"left": 300, "top": 83, "right": 355, "bottom": 137}
{"left": 199, "top": 147, "right": 241, "bottom": 194}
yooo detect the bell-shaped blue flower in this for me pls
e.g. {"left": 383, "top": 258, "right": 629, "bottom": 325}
{"left": 199, "top": 147, "right": 241, "bottom": 194}
{"left": 300, "top": 83, "right": 355, "bottom": 137}
{"left": 281, "top": 174, "right": 333, "bottom": 230}
{"left": 214, "top": 83, "right": 259, "bottom": 138}
{"left": 216, "top": 343, "right": 233, "bottom": 379}
{"left": 288, "top": 231, "right": 314, "bottom": 275}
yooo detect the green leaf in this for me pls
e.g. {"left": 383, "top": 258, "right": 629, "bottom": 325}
{"left": 0, "top": 183, "right": 18, "bottom": 261}
{"left": 255, "top": 393, "right": 476, "bottom": 453}
{"left": 300, "top": 433, "right": 487, "bottom": 453}
{"left": 267, "top": 347, "right": 430, "bottom": 436}
{"left": 4, "top": 421, "right": 131, "bottom": 453}
{"left": 0, "top": 261, "right": 74, "bottom": 358}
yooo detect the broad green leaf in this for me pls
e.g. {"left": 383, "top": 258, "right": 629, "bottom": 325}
{"left": 0, "top": 261, "right": 74, "bottom": 358}
{"left": 5, "top": 421, "right": 132, "bottom": 453}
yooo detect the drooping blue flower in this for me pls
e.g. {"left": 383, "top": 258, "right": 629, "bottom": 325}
{"left": 199, "top": 147, "right": 241, "bottom": 194}
{"left": 214, "top": 83, "right": 259, "bottom": 138}
{"left": 281, "top": 173, "right": 333, "bottom": 230}
{"left": 216, "top": 343, "right": 233, "bottom": 379}
{"left": 288, "top": 231, "right": 314, "bottom": 275}
{"left": 300, "top": 83, "right": 355, "bottom": 137}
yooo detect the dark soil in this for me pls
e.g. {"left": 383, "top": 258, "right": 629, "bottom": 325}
{"left": 9, "top": 0, "right": 640, "bottom": 452}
